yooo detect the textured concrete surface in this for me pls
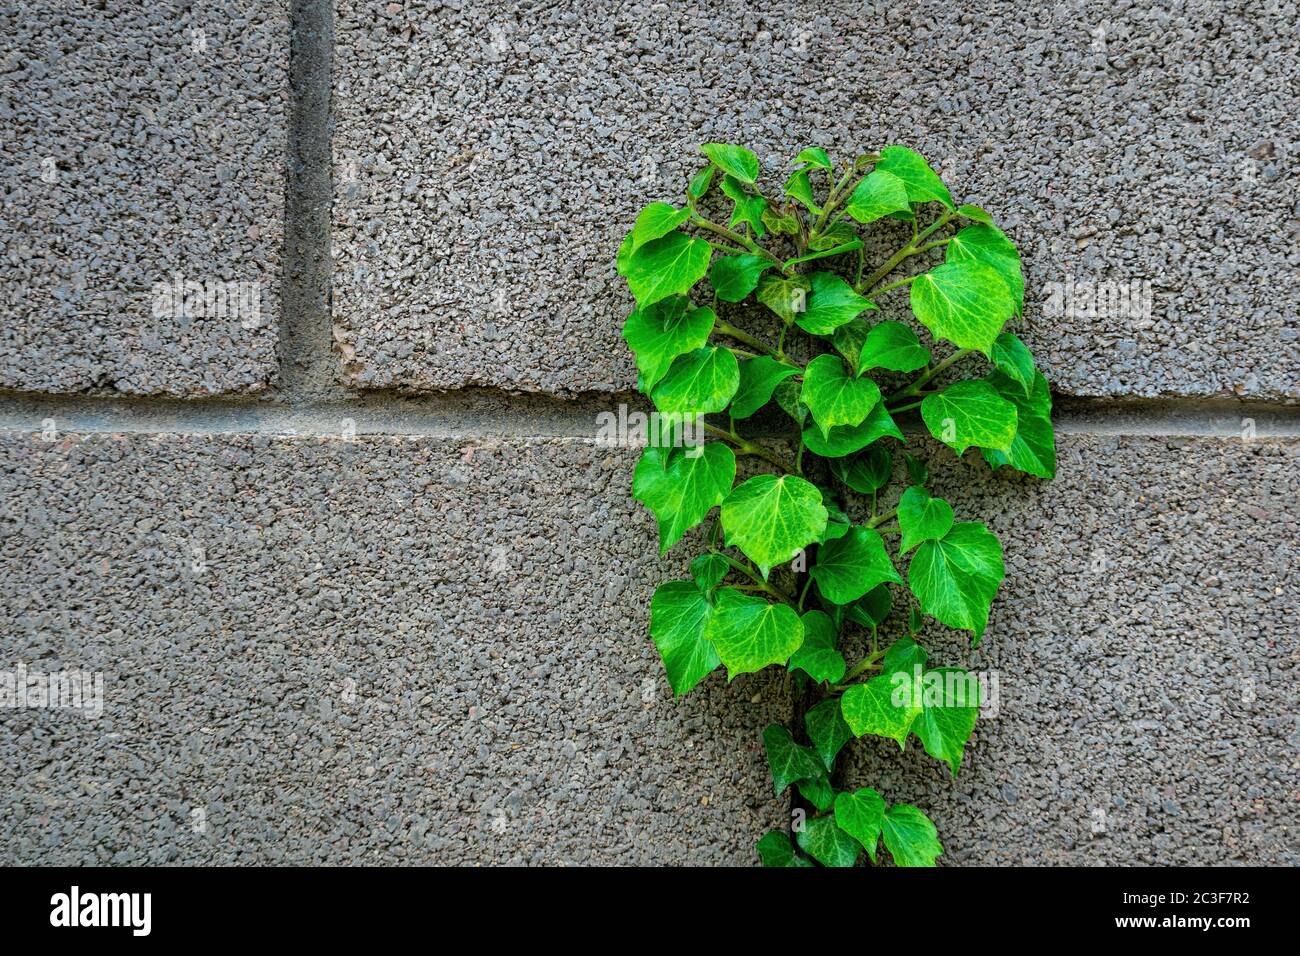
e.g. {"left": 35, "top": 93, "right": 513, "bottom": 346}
{"left": 0, "top": 433, "right": 787, "bottom": 864}
{"left": 332, "top": 0, "right": 1298, "bottom": 400}
{"left": 1, "top": 429, "right": 1293, "bottom": 865}
{"left": 0, "top": 1, "right": 287, "bottom": 396}
{"left": 840, "top": 433, "right": 1298, "bottom": 865}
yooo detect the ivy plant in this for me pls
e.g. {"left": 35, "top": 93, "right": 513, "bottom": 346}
{"left": 619, "top": 143, "right": 1055, "bottom": 867}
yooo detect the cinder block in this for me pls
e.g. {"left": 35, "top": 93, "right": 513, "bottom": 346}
{"left": 332, "top": 0, "right": 1298, "bottom": 400}
{"left": 0, "top": 1, "right": 287, "bottom": 396}
{"left": 0, "top": 433, "right": 788, "bottom": 864}
{"left": 838, "top": 434, "right": 1298, "bottom": 865}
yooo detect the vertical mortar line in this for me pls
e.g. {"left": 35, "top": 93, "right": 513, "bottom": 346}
{"left": 281, "top": 0, "right": 340, "bottom": 403}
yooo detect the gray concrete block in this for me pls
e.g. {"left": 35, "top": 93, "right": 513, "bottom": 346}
{"left": 332, "top": 0, "right": 1298, "bottom": 400}
{"left": 838, "top": 434, "right": 1298, "bottom": 865}
{"left": 0, "top": 1, "right": 287, "bottom": 396}
{"left": 0, "top": 433, "right": 787, "bottom": 864}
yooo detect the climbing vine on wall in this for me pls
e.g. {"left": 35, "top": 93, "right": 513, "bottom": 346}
{"left": 618, "top": 143, "right": 1054, "bottom": 866}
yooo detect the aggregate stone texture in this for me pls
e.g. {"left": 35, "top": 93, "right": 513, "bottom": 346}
{"left": 332, "top": 0, "right": 1299, "bottom": 400}
{"left": 0, "top": 1, "right": 287, "bottom": 396}
{"left": 839, "top": 434, "right": 1298, "bottom": 866}
{"left": 0, "top": 434, "right": 789, "bottom": 865}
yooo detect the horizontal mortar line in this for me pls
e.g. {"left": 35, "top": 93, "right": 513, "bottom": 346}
{"left": 0, "top": 391, "right": 1297, "bottom": 440}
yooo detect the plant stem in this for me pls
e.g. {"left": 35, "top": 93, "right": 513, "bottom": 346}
{"left": 871, "top": 273, "right": 921, "bottom": 297}
{"left": 866, "top": 507, "right": 897, "bottom": 528}
{"left": 703, "top": 423, "right": 798, "bottom": 474}
{"left": 856, "top": 209, "right": 955, "bottom": 295}
{"left": 886, "top": 399, "right": 923, "bottom": 414}
{"left": 690, "top": 215, "right": 781, "bottom": 266}
{"left": 836, "top": 650, "right": 884, "bottom": 688}
{"left": 712, "top": 550, "right": 796, "bottom": 605}
{"left": 797, "top": 576, "right": 814, "bottom": 612}
{"left": 714, "top": 321, "right": 791, "bottom": 364}
{"left": 886, "top": 348, "right": 975, "bottom": 401}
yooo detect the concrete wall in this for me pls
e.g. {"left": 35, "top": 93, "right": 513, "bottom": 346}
{"left": 0, "top": 0, "right": 1296, "bottom": 865}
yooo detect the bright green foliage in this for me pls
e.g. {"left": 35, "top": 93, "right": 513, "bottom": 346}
{"left": 800, "top": 354, "right": 882, "bottom": 437}
{"left": 910, "top": 260, "right": 1015, "bottom": 355}
{"left": 908, "top": 523, "right": 1005, "bottom": 641}
{"left": 721, "top": 475, "right": 828, "bottom": 575}
{"left": 633, "top": 444, "right": 736, "bottom": 553}
{"left": 920, "top": 380, "right": 1017, "bottom": 455}
{"left": 704, "top": 588, "right": 805, "bottom": 678}
{"left": 789, "top": 611, "right": 847, "bottom": 684}
{"left": 882, "top": 804, "right": 944, "bottom": 866}
{"left": 619, "top": 143, "right": 1055, "bottom": 867}
{"left": 622, "top": 297, "right": 715, "bottom": 391}
{"left": 649, "top": 581, "right": 720, "bottom": 695}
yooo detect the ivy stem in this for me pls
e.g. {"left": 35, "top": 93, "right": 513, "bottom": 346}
{"left": 797, "top": 576, "right": 814, "bottom": 612}
{"left": 714, "top": 320, "right": 793, "bottom": 365}
{"left": 727, "top": 347, "right": 761, "bottom": 360}
{"left": 835, "top": 650, "right": 884, "bottom": 689}
{"left": 856, "top": 209, "right": 954, "bottom": 295}
{"left": 712, "top": 551, "right": 797, "bottom": 605}
{"left": 866, "top": 507, "right": 897, "bottom": 528}
{"left": 703, "top": 423, "right": 798, "bottom": 474}
{"left": 871, "top": 274, "right": 920, "bottom": 297}
{"left": 886, "top": 399, "right": 924, "bottom": 414}
{"left": 690, "top": 215, "right": 781, "bottom": 266}
{"left": 886, "top": 348, "right": 975, "bottom": 401}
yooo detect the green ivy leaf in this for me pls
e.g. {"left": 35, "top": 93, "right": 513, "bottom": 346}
{"left": 796, "top": 147, "right": 833, "bottom": 171}
{"left": 633, "top": 444, "right": 736, "bottom": 553}
{"left": 989, "top": 332, "right": 1035, "bottom": 397}
{"left": 956, "top": 203, "right": 993, "bottom": 225}
{"left": 846, "top": 582, "right": 893, "bottom": 628}
{"left": 709, "top": 254, "right": 772, "bottom": 303}
{"left": 756, "top": 830, "right": 814, "bottom": 867}
{"left": 876, "top": 145, "right": 954, "bottom": 209}
{"left": 690, "top": 553, "right": 730, "bottom": 597}
{"left": 651, "top": 346, "right": 740, "bottom": 415}
{"left": 773, "top": 377, "right": 808, "bottom": 427}
{"left": 811, "top": 525, "right": 902, "bottom": 605}
{"left": 796, "top": 814, "right": 860, "bottom": 868}
{"left": 625, "top": 231, "right": 713, "bottom": 308}
{"left": 841, "top": 671, "right": 919, "bottom": 748}
{"left": 831, "top": 446, "right": 891, "bottom": 493}
{"left": 805, "top": 697, "right": 853, "bottom": 771}
{"left": 796, "top": 772, "right": 835, "bottom": 812}
{"left": 622, "top": 297, "right": 715, "bottom": 391}
{"left": 904, "top": 452, "right": 928, "bottom": 486}
{"left": 800, "top": 354, "right": 883, "bottom": 437}
{"left": 789, "top": 611, "right": 846, "bottom": 685}
{"left": 920, "top": 379, "right": 1017, "bottom": 455}
{"left": 782, "top": 240, "right": 864, "bottom": 273}
{"left": 808, "top": 221, "right": 858, "bottom": 251}
{"left": 833, "top": 788, "right": 886, "bottom": 863}
{"left": 704, "top": 588, "right": 805, "bottom": 678}
{"left": 616, "top": 231, "right": 635, "bottom": 276}
{"left": 911, "top": 666, "right": 981, "bottom": 775}
{"left": 687, "top": 165, "right": 716, "bottom": 199}
{"left": 817, "top": 501, "right": 851, "bottom": 543}
{"left": 730, "top": 356, "right": 800, "bottom": 420}
{"left": 720, "top": 175, "right": 767, "bottom": 235}
{"left": 701, "top": 142, "right": 759, "bottom": 185}
{"left": 910, "top": 260, "right": 1014, "bottom": 355}
{"left": 784, "top": 169, "right": 821, "bottom": 214}
{"left": 945, "top": 224, "right": 1024, "bottom": 314}
{"left": 881, "top": 804, "right": 943, "bottom": 867}
{"left": 648, "top": 580, "right": 720, "bottom": 695}
{"left": 801, "top": 402, "right": 904, "bottom": 458}
{"left": 830, "top": 318, "right": 870, "bottom": 374}
{"left": 631, "top": 202, "right": 693, "bottom": 252}
{"left": 860, "top": 321, "right": 931, "bottom": 373}
{"left": 721, "top": 474, "right": 828, "bottom": 575}
{"left": 762, "top": 208, "right": 801, "bottom": 236}
{"left": 908, "top": 521, "right": 1004, "bottom": 641}
{"left": 845, "top": 169, "right": 911, "bottom": 224}
{"left": 795, "top": 272, "right": 877, "bottom": 336}
{"left": 762, "top": 724, "right": 825, "bottom": 796}
{"left": 756, "top": 273, "right": 811, "bottom": 325}
{"left": 897, "top": 485, "right": 955, "bottom": 554}
{"left": 982, "top": 369, "right": 1056, "bottom": 479}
